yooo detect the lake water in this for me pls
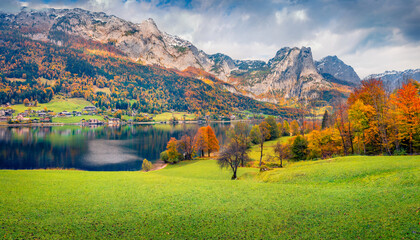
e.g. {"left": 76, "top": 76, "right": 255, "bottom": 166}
{"left": 0, "top": 123, "right": 232, "bottom": 171}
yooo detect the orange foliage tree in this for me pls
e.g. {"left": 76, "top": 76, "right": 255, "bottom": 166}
{"left": 194, "top": 127, "right": 208, "bottom": 157}
{"left": 391, "top": 82, "right": 420, "bottom": 154}
{"left": 206, "top": 126, "right": 220, "bottom": 157}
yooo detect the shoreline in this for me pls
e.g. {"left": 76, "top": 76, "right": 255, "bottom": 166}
{"left": 0, "top": 119, "right": 251, "bottom": 127}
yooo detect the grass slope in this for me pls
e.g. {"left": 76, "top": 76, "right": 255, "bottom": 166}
{"left": 0, "top": 156, "right": 419, "bottom": 239}
{"left": 152, "top": 112, "right": 196, "bottom": 122}
{"left": 248, "top": 136, "right": 292, "bottom": 166}
{"left": 10, "top": 96, "right": 92, "bottom": 114}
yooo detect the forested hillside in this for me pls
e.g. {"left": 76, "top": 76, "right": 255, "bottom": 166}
{"left": 0, "top": 28, "right": 291, "bottom": 115}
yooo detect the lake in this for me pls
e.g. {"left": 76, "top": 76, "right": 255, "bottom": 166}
{"left": 0, "top": 123, "right": 232, "bottom": 171}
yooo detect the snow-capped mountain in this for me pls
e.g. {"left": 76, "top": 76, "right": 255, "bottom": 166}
{"left": 365, "top": 69, "right": 420, "bottom": 90}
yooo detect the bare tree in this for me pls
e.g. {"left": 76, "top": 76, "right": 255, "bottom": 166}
{"left": 250, "top": 122, "right": 271, "bottom": 167}
{"left": 273, "top": 141, "right": 291, "bottom": 168}
{"left": 218, "top": 139, "right": 250, "bottom": 180}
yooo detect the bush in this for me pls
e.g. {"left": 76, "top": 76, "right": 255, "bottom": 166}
{"left": 160, "top": 151, "right": 169, "bottom": 163}
{"left": 393, "top": 149, "right": 407, "bottom": 156}
{"left": 259, "top": 165, "right": 273, "bottom": 172}
{"left": 142, "top": 159, "right": 153, "bottom": 172}
{"left": 291, "top": 135, "right": 308, "bottom": 161}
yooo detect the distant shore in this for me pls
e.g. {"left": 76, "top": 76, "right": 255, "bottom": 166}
{"left": 0, "top": 119, "right": 251, "bottom": 127}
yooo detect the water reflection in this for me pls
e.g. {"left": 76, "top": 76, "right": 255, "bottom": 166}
{"left": 0, "top": 123, "right": 231, "bottom": 171}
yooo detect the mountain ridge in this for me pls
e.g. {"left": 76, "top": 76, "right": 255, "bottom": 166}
{"left": 1, "top": 7, "right": 364, "bottom": 104}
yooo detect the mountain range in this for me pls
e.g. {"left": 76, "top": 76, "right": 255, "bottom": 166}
{"left": 0, "top": 7, "right": 417, "bottom": 109}
{"left": 365, "top": 69, "right": 420, "bottom": 91}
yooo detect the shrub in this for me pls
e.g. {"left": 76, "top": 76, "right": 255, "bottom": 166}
{"left": 291, "top": 135, "right": 308, "bottom": 161}
{"left": 259, "top": 165, "right": 273, "bottom": 172}
{"left": 142, "top": 159, "right": 153, "bottom": 172}
{"left": 160, "top": 151, "right": 169, "bottom": 163}
{"left": 393, "top": 149, "right": 407, "bottom": 156}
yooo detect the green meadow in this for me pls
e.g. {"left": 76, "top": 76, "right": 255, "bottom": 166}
{"left": 10, "top": 96, "right": 92, "bottom": 114}
{"left": 0, "top": 156, "right": 419, "bottom": 239}
{"left": 151, "top": 111, "right": 196, "bottom": 122}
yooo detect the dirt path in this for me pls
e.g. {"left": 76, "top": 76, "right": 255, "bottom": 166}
{"left": 150, "top": 160, "right": 167, "bottom": 171}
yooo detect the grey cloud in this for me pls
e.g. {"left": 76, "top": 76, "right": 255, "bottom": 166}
{"left": 0, "top": 0, "right": 22, "bottom": 13}
{"left": 7, "top": 0, "right": 420, "bottom": 76}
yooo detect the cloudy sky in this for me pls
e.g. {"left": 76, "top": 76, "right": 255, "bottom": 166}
{"left": 2, "top": 0, "right": 420, "bottom": 77}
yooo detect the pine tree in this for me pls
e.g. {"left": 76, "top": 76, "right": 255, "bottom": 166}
{"left": 321, "top": 110, "right": 329, "bottom": 129}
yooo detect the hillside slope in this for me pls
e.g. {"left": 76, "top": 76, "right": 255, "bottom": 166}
{"left": 0, "top": 156, "right": 418, "bottom": 239}
{"left": 0, "top": 27, "right": 290, "bottom": 115}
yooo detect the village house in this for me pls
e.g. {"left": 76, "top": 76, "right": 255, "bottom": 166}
{"left": 0, "top": 116, "right": 10, "bottom": 122}
{"left": 83, "top": 106, "right": 96, "bottom": 112}
{"left": 108, "top": 118, "right": 121, "bottom": 125}
{"left": 40, "top": 117, "right": 51, "bottom": 123}
{"left": 16, "top": 115, "right": 30, "bottom": 122}
{"left": 72, "top": 111, "right": 82, "bottom": 116}
{"left": 58, "top": 111, "right": 72, "bottom": 117}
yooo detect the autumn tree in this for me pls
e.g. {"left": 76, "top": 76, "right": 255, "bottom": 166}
{"left": 206, "top": 125, "right": 219, "bottom": 157}
{"left": 273, "top": 141, "right": 290, "bottom": 167}
{"left": 166, "top": 137, "right": 181, "bottom": 163}
{"left": 277, "top": 122, "right": 284, "bottom": 136}
{"left": 23, "top": 98, "right": 30, "bottom": 106}
{"left": 334, "top": 101, "right": 354, "bottom": 155}
{"left": 227, "top": 122, "right": 251, "bottom": 167}
{"left": 349, "top": 79, "right": 391, "bottom": 154}
{"left": 391, "top": 82, "right": 420, "bottom": 154}
{"left": 307, "top": 128, "right": 342, "bottom": 159}
{"left": 177, "top": 134, "right": 195, "bottom": 160}
{"left": 194, "top": 127, "right": 208, "bottom": 157}
{"left": 290, "top": 120, "right": 300, "bottom": 136}
{"left": 348, "top": 99, "right": 375, "bottom": 154}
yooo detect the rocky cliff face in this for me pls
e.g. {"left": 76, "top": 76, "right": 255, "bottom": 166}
{"left": 241, "top": 47, "right": 329, "bottom": 101}
{"left": 315, "top": 56, "right": 360, "bottom": 86}
{"left": 3, "top": 7, "right": 353, "bottom": 102}
{"left": 365, "top": 69, "right": 420, "bottom": 90}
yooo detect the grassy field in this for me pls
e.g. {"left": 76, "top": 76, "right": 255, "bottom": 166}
{"left": 52, "top": 115, "right": 104, "bottom": 123}
{"left": 0, "top": 156, "right": 418, "bottom": 239}
{"left": 9, "top": 96, "right": 93, "bottom": 114}
{"left": 248, "top": 136, "right": 292, "bottom": 166}
{"left": 152, "top": 112, "right": 196, "bottom": 122}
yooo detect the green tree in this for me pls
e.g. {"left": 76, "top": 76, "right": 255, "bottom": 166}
{"left": 142, "top": 159, "right": 153, "bottom": 172}
{"left": 291, "top": 135, "right": 308, "bottom": 161}
{"left": 283, "top": 120, "right": 290, "bottom": 136}
{"left": 321, "top": 110, "right": 329, "bottom": 129}
{"left": 265, "top": 116, "right": 279, "bottom": 140}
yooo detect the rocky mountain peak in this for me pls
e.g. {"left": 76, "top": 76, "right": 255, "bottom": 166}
{"left": 315, "top": 55, "right": 360, "bottom": 85}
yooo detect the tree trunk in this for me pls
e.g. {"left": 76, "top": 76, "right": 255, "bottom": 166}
{"left": 208, "top": 150, "right": 211, "bottom": 157}
{"left": 362, "top": 131, "right": 366, "bottom": 155}
{"left": 259, "top": 142, "right": 264, "bottom": 167}
{"left": 231, "top": 171, "right": 237, "bottom": 180}
{"left": 348, "top": 121, "right": 354, "bottom": 155}
{"left": 201, "top": 150, "right": 204, "bottom": 157}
